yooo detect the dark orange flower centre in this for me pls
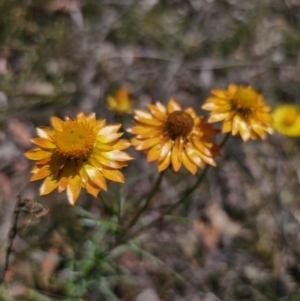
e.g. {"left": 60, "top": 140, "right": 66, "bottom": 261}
{"left": 165, "top": 111, "right": 194, "bottom": 138}
{"left": 54, "top": 120, "right": 97, "bottom": 159}
{"left": 233, "top": 87, "right": 258, "bottom": 109}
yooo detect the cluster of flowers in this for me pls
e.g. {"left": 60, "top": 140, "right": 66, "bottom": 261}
{"left": 25, "top": 85, "right": 300, "bottom": 204}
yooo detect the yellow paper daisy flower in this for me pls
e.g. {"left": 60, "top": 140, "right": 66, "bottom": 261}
{"left": 106, "top": 87, "right": 134, "bottom": 114}
{"left": 25, "top": 112, "right": 133, "bottom": 205}
{"left": 272, "top": 104, "right": 300, "bottom": 136}
{"left": 128, "top": 98, "right": 220, "bottom": 174}
{"left": 202, "top": 84, "right": 273, "bottom": 141}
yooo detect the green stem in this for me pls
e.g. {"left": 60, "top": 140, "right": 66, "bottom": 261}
{"left": 124, "top": 165, "right": 209, "bottom": 242}
{"left": 99, "top": 191, "right": 113, "bottom": 216}
{"left": 116, "top": 191, "right": 122, "bottom": 225}
{"left": 219, "top": 132, "right": 230, "bottom": 148}
{"left": 127, "top": 169, "right": 167, "bottom": 229}
{"left": 122, "top": 132, "right": 231, "bottom": 242}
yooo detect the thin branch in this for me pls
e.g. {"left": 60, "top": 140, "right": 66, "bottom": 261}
{"left": 127, "top": 169, "right": 167, "bottom": 229}
{"left": 0, "top": 194, "right": 22, "bottom": 284}
{"left": 119, "top": 133, "right": 231, "bottom": 244}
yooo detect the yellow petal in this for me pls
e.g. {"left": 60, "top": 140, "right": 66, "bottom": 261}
{"left": 168, "top": 98, "right": 181, "bottom": 113}
{"left": 158, "top": 139, "right": 173, "bottom": 161}
{"left": 255, "top": 111, "right": 273, "bottom": 124}
{"left": 212, "top": 105, "right": 231, "bottom": 114}
{"left": 185, "top": 145, "right": 204, "bottom": 168}
{"left": 127, "top": 125, "right": 155, "bottom": 135}
{"left": 208, "top": 112, "right": 229, "bottom": 123}
{"left": 155, "top": 101, "right": 167, "bottom": 114}
{"left": 102, "top": 169, "right": 124, "bottom": 183}
{"left": 56, "top": 162, "right": 73, "bottom": 192}
{"left": 202, "top": 102, "right": 218, "bottom": 111}
{"left": 37, "top": 126, "right": 53, "bottom": 140}
{"left": 237, "top": 117, "right": 251, "bottom": 141}
{"left": 31, "top": 138, "right": 56, "bottom": 149}
{"left": 24, "top": 149, "right": 52, "bottom": 160}
{"left": 103, "top": 150, "right": 134, "bottom": 161}
{"left": 77, "top": 112, "right": 87, "bottom": 118}
{"left": 94, "top": 142, "right": 114, "bottom": 152}
{"left": 211, "top": 89, "right": 228, "bottom": 99}
{"left": 191, "top": 136, "right": 212, "bottom": 156}
{"left": 232, "top": 114, "right": 241, "bottom": 135}
{"left": 86, "top": 180, "right": 101, "bottom": 198}
{"left": 199, "top": 153, "right": 216, "bottom": 166}
{"left": 95, "top": 119, "right": 106, "bottom": 131}
{"left": 222, "top": 120, "right": 232, "bottom": 133}
{"left": 182, "top": 152, "right": 197, "bottom": 175}
{"left": 158, "top": 151, "right": 171, "bottom": 172}
{"left": 97, "top": 133, "right": 123, "bottom": 143}
{"left": 88, "top": 152, "right": 121, "bottom": 169}
{"left": 228, "top": 84, "right": 238, "bottom": 94}
{"left": 107, "top": 95, "right": 117, "bottom": 109}
{"left": 84, "top": 164, "right": 107, "bottom": 190}
{"left": 98, "top": 124, "right": 122, "bottom": 135}
{"left": 87, "top": 113, "right": 96, "bottom": 126}
{"left": 79, "top": 162, "right": 88, "bottom": 185}
{"left": 249, "top": 120, "right": 267, "bottom": 139}
{"left": 89, "top": 157, "right": 108, "bottom": 171}
{"left": 40, "top": 177, "right": 59, "bottom": 195}
{"left": 58, "top": 176, "right": 68, "bottom": 193}
{"left": 67, "top": 175, "right": 82, "bottom": 205}
{"left": 30, "top": 164, "right": 39, "bottom": 173}
{"left": 147, "top": 144, "right": 161, "bottom": 162}
{"left": 30, "top": 166, "right": 51, "bottom": 181}
{"left": 203, "top": 97, "right": 229, "bottom": 105}
{"left": 110, "top": 139, "right": 131, "bottom": 150}
{"left": 134, "top": 116, "right": 162, "bottom": 126}
{"left": 232, "top": 114, "right": 251, "bottom": 141}
{"left": 134, "top": 109, "right": 153, "bottom": 119}
{"left": 147, "top": 103, "right": 167, "bottom": 121}
{"left": 51, "top": 116, "right": 64, "bottom": 131}
{"left": 249, "top": 129, "right": 257, "bottom": 140}
{"left": 133, "top": 128, "right": 164, "bottom": 140}
{"left": 91, "top": 152, "right": 124, "bottom": 169}
{"left": 36, "top": 157, "right": 51, "bottom": 165}
{"left": 184, "top": 108, "right": 196, "bottom": 119}
{"left": 134, "top": 137, "right": 162, "bottom": 150}
{"left": 171, "top": 143, "right": 182, "bottom": 172}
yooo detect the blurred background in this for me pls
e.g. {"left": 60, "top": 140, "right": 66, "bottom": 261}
{"left": 1, "top": 0, "right": 300, "bottom": 300}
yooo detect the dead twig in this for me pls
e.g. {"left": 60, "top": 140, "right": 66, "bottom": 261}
{"left": 0, "top": 194, "right": 22, "bottom": 284}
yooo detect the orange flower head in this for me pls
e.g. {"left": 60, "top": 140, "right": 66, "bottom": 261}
{"left": 106, "top": 87, "right": 134, "bottom": 114}
{"left": 25, "top": 112, "right": 134, "bottom": 205}
{"left": 128, "top": 98, "right": 220, "bottom": 174}
{"left": 202, "top": 84, "right": 273, "bottom": 141}
{"left": 272, "top": 104, "right": 300, "bottom": 136}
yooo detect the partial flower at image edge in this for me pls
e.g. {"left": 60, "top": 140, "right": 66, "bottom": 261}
{"left": 272, "top": 104, "right": 300, "bottom": 137}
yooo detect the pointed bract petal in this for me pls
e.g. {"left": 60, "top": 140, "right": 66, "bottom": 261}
{"left": 67, "top": 175, "right": 82, "bottom": 205}
{"left": 51, "top": 117, "right": 64, "bottom": 131}
{"left": 40, "top": 177, "right": 59, "bottom": 195}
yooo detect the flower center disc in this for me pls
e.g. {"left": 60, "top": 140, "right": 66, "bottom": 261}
{"left": 234, "top": 88, "right": 258, "bottom": 109}
{"left": 54, "top": 121, "right": 97, "bottom": 159}
{"left": 165, "top": 111, "right": 194, "bottom": 138}
{"left": 283, "top": 110, "right": 298, "bottom": 126}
